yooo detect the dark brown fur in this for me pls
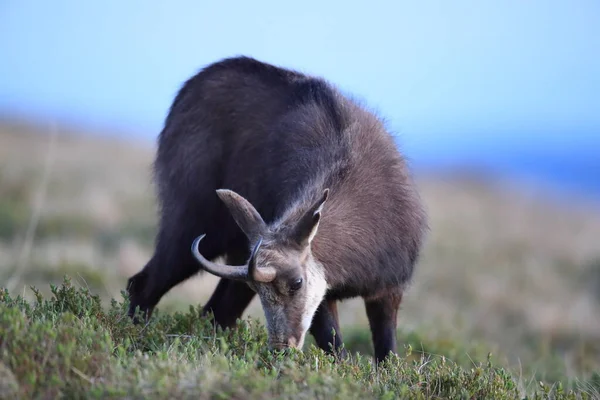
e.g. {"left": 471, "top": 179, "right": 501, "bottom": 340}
{"left": 126, "top": 55, "right": 428, "bottom": 362}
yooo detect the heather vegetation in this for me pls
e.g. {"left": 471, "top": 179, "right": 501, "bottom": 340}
{"left": 1, "top": 121, "right": 600, "bottom": 398}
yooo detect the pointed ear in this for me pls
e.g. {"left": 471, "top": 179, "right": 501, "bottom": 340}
{"left": 292, "top": 189, "right": 330, "bottom": 247}
{"left": 216, "top": 189, "right": 267, "bottom": 242}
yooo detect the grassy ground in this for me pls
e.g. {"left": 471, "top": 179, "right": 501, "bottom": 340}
{"left": 1, "top": 120, "right": 600, "bottom": 398}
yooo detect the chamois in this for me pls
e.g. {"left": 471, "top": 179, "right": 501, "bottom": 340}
{"left": 126, "top": 56, "right": 428, "bottom": 363}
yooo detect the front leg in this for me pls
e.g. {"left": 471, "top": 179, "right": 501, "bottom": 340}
{"left": 202, "top": 278, "right": 256, "bottom": 329}
{"left": 309, "top": 298, "right": 347, "bottom": 359}
{"left": 364, "top": 291, "right": 403, "bottom": 364}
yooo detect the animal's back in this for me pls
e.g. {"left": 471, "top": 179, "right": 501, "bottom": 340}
{"left": 153, "top": 56, "right": 426, "bottom": 292}
{"left": 154, "top": 56, "right": 301, "bottom": 198}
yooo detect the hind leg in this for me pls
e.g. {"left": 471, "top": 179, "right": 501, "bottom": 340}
{"left": 202, "top": 251, "right": 256, "bottom": 329}
{"left": 364, "top": 291, "right": 403, "bottom": 364}
{"left": 126, "top": 227, "right": 220, "bottom": 323}
{"left": 126, "top": 257, "right": 163, "bottom": 322}
{"left": 126, "top": 254, "right": 203, "bottom": 323}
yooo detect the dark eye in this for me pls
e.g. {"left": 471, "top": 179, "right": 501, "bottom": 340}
{"left": 289, "top": 277, "right": 303, "bottom": 292}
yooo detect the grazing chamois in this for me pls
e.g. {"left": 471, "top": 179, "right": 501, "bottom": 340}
{"left": 126, "top": 56, "right": 428, "bottom": 363}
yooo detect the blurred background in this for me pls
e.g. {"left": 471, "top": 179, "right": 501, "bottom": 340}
{"left": 1, "top": 0, "right": 599, "bottom": 387}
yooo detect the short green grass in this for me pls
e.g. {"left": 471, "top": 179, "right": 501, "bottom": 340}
{"left": 2, "top": 277, "right": 598, "bottom": 399}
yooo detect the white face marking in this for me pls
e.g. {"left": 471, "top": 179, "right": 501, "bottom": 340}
{"left": 297, "top": 258, "right": 328, "bottom": 347}
{"left": 255, "top": 256, "right": 328, "bottom": 350}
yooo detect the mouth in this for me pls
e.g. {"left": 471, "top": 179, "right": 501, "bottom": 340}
{"left": 268, "top": 337, "right": 302, "bottom": 350}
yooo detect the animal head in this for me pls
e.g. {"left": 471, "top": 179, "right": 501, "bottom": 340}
{"left": 191, "top": 188, "right": 330, "bottom": 350}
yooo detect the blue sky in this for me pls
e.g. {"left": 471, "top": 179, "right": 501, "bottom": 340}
{"left": 1, "top": 0, "right": 599, "bottom": 164}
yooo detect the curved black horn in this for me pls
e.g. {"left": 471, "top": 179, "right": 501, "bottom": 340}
{"left": 247, "top": 236, "right": 276, "bottom": 282}
{"left": 247, "top": 236, "right": 263, "bottom": 277}
{"left": 191, "top": 234, "right": 249, "bottom": 281}
{"left": 191, "top": 235, "right": 276, "bottom": 282}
